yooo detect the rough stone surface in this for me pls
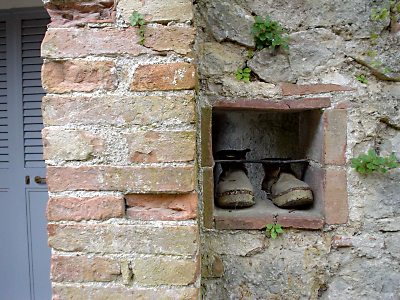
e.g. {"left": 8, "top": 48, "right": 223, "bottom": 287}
{"left": 47, "top": 166, "right": 196, "bottom": 193}
{"left": 42, "top": 128, "right": 103, "bottom": 161}
{"left": 42, "top": 60, "right": 116, "bottom": 93}
{"left": 126, "top": 193, "right": 198, "bottom": 221}
{"left": 48, "top": 224, "right": 198, "bottom": 256}
{"left": 205, "top": 0, "right": 254, "bottom": 47}
{"left": 52, "top": 284, "right": 199, "bottom": 300}
{"left": 130, "top": 63, "right": 196, "bottom": 91}
{"left": 118, "top": 0, "right": 193, "bottom": 24}
{"left": 127, "top": 131, "right": 196, "bottom": 163}
{"left": 42, "top": 94, "right": 195, "bottom": 126}
{"left": 47, "top": 196, "right": 125, "bottom": 221}
{"left": 196, "top": 0, "right": 400, "bottom": 298}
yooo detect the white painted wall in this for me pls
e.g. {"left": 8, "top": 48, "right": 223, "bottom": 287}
{"left": 0, "top": 0, "right": 43, "bottom": 10}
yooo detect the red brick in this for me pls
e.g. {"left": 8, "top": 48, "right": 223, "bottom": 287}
{"left": 281, "top": 83, "right": 354, "bottom": 96}
{"left": 200, "top": 106, "right": 213, "bottom": 167}
{"left": 47, "top": 223, "right": 198, "bottom": 255}
{"left": 46, "top": 166, "right": 195, "bottom": 193}
{"left": 52, "top": 284, "right": 199, "bottom": 300}
{"left": 213, "top": 97, "right": 331, "bottom": 111}
{"left": 130, "top": 63, "right": 196, "bottom": 91}
{"left": 126, "top": 193, "right": 197, "bottom": 221}
{"left": 324, "top": 109, "right": 347, "bottom": 165}
{"left": 42, "top": 27, "right": 152, "bottom": 58}
{"left": 127, "top": 131, "right": 196, "bottom": 163}
{"left": 42, "top": 60, "right": 116, "bottom": 93}
{"left": 324, "top": 168, "right": 348, "bottom": 224}
{"left": 47, "top": 196, "right": 125, "bottom": 221}
{"left": 202, "top": 167, "right": 214, "bottom": 229}
{"left": 144, "top": 24, "right": 195, "bottom": 55}
{"left": 42, "top": 94, "right": 195, "bottom": 126}
{"left": 51, "top": 255, "right": 120, "bottom": 282}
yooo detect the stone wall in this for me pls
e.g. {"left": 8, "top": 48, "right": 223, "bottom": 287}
{"left": 41, "top": 0, "right": 200, "bottom": 298}
{"left": 196, "top": 0, "right": 400, "bottom": 299}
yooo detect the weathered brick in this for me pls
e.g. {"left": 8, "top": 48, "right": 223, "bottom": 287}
{"left": 144, "top": 24, "right": 195, "bottom": 55}
{"left": 47, "top": 224, "right": 198, "bottom": 256}
{"left": 202, "top": 167, "right": 214, "bottom": 229}
{"left": 42, "top": 60, "right": 116, "bottom": 93}
{"left": 42, "top": 128, "right": 103, "bottom": 161}
{"left": 51, "top": 256, "right": 120, "bottom": 282}
{"left": 42, "top": 94, "right": 195, "bottom": 126}
{"left": 130, "top": 63, "right": 196, "bottom": 91}
{"left": 201, "top": 106, "right": 213, "bottom": 167}
{"left": 281, "top": 83, "right": 354, "bottom": 96}
{"left": 324, "top": 109, "right": 347, "bottom": 165}
{"left": 42, "top": 27, "right": 152, "bottom": 58}
{"left": 132, "top": 256, "right": 198, "bottom": 285}
{"left": 45, "top": 1, "right": 114, "bottom": 28}
{"left": 118, "top": 0, "right": 193, "bottom": 24}
{"left": 47, "top": 166, "right": 195, "bottom": 193}
{"left": 127, "top": 131, "right": 196, "bottom": 163}
{"left": 126, "top": 193, "right": 197, "bottom": 221}
{"left": 324, "top": 168, "right": 348, "bottom": 224}
{"left": 213, "top": 97, "right": 331, "bottom": 110}
{"left": 47, "top": 196, "right": 125, "bottom": 221}
{"left": 52, "top": 284, "right": 199, "bottom": 300}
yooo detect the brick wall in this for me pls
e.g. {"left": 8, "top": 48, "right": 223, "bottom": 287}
{"left": 41, "top": 0, "right": 199, "bottom": 298}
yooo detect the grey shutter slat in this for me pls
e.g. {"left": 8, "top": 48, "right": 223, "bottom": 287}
{"left": 0, "top": 22, "right": 7, "bottom": 168}
{"left": 22, "top": 19, "right": 47, "bottom": 168}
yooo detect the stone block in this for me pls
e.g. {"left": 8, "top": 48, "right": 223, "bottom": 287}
{"left": 52, "top": 284, "right": 199, "bottom": 300}
{"left": 132, "top": 256, "right": 198, "bottom": 285}
{"left": 126, "top": 131, "right": 196, "bottom": 163}
{"left": 42, "top": 94, "right": 195, "bottom": 127}
{"left": 42, "top": 60, "right": 116, "bottom": 93}
{"left": 42, "top": 128, "right": 103, "bottom": 161}
{"left": 118, "top": 0, "right": 193, "bottom": 24}
{"left": 126, "top": 193, "right": 198, "bottom": 221}
{"left": 47, "top": 196, "right": 125, "bottom": 221}
{"left": 144, "top": 24, "right": 196, "bottom": 55}
{"left": 42, "top": 27, "right": 152, "bottom": 58}
{"left": 324, "top": 167, "right": 348, "bottom": 224}
{"left": 47, "top": 166, "right": 196, "bottom": 193}
{"left": 130, "top": 63, "right": 196, "bottom": 91}
{"left": 324, "top": 109, "right": 347, "bottom": 165}
{"left": 48, "top": 223, "right": 198, "bottom": 256}
{"left": 51, "top": 255, "right": 120, "bottom": 282}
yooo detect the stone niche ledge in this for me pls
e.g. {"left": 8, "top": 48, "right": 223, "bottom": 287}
{"left": 201, "top": 97, "right": 348, "bottom": 230}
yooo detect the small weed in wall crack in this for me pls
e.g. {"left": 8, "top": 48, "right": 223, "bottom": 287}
{"left": 252, "top": 15, "right": 289, "bottom": 51}
{"left": 130, "top": 11, "right": 146, "bottom": 45}
{"left": 355, "top": 74, "right": 368, "bottom": 84}
{"left": 265, "top": 223, "right": 284, "bottom": 239}
{"left": 235, "top": 67, "right": 252, "bottom": 83}
{"left": 351, "top": 149, "right": 399, "bottom": 175}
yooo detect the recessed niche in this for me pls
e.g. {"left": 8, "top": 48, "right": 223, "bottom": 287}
{"left": 201, "top": 97, "right": 348, "bottom": 230}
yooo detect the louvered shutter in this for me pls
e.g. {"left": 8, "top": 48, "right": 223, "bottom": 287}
{"left": 21, "top": 18, "right": 47, "bottom": 168}
{"left": 0, "top": 21, "right": 8, "bottom": 169}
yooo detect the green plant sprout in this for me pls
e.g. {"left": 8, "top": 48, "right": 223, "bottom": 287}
{"left": 129, "top": 11, "right": 146, "bottom": 45}
{"left": 356, "top": 74, "right": 368, "bottom": 84}
{"left": 351, "top": 149, "right": 399, "bottom": 175}
{"left": 265, "top": 223, "right": 284, "bottom": 239}
{"left": 235, "top": 67, "right": 251, "bottom": 83}
{"left": 252, "top": 16, "right": 289, "bottom": 51}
